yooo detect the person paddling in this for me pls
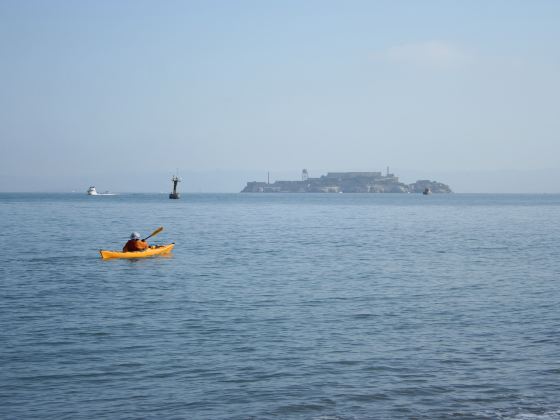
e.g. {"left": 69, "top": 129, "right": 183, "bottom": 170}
{"left": 123, "top": 232, "right": 149, "bottom": 252}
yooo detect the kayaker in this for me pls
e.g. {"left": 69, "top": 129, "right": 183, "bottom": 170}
{"left": 122, "top": 232, "right": 149, "bottom": 252}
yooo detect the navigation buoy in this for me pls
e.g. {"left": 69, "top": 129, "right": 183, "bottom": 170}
{"left": 169, "top": 175, "right": 181, "bottom": 199}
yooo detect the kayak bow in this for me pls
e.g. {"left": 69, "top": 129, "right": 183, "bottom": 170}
{"left": 99, "top": 243, "right": 175, "bottom": 260}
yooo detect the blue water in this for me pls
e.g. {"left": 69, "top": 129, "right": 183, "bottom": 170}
{"left": 1, "top": 193, "right": 559, "bottom": 419}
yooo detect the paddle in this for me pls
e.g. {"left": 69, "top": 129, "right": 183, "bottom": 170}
{"left": 143, "top": 226, "right": 163, "bottom": 241}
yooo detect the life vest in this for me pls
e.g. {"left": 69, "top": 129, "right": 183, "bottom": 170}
{"left": 123, "top": 239, "right": 149, "bottom": 252}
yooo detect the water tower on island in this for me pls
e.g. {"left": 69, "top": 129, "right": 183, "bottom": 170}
{"left": 302, "top": 169, "right": 309, "bottom": 182}
{"left": 169, "top": 174, "right": 181, "bottom": 199}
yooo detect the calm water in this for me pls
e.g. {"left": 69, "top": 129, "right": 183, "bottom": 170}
{"left": 1, "top": 193, "right": 559, "bottom": 419}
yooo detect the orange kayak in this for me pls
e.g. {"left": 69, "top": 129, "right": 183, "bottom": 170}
{"left": 99, "top": 243, "right": 175, "bottom": 260}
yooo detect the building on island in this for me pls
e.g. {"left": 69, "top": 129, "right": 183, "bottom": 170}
{"left": 241, "top": 170, "right": 452, "bottom": 193}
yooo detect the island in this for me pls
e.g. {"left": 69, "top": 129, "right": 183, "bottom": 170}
{"left": 241, "top": 169, "right": 452, "bottom": 193}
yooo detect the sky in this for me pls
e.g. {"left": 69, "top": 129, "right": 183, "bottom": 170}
{"left": 1, "top": 0, "right": 559, "bottom": 192}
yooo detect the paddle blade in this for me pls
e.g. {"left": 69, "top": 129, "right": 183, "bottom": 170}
{"left": 144, "top": 226, "right": 163, "bottom": 241}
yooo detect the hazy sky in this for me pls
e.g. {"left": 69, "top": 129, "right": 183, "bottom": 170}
{"left": 1, "top": 0, "right": 559, "bottom": 192}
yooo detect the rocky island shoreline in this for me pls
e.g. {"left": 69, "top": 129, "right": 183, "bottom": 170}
{"left": 241, "top": 170, "right": 452, "bottom": 194}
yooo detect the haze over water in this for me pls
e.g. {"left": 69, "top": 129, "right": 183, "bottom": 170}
{"left": 2, "top": 193, "right": 559, "bottom": 419}
{"left": 2, "top": 1, "right": 560, "bottom": 192}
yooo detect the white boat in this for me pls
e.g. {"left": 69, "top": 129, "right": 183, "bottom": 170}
{"left": 87, "top": 186, "right": 115, "bottom": 196}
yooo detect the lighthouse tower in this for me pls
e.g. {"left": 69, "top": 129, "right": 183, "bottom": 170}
{"left": 169, "top": 175, "right": 181, "bottom": 199}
